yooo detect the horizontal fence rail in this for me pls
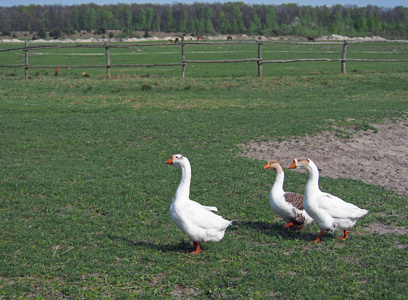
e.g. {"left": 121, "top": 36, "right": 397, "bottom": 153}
{"left": 0, "top": 40, "right": 407, "bottom": 79}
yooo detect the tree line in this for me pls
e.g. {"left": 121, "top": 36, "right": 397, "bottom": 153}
{"left": 1, "top": 2, "right": 407, "bottom": 39}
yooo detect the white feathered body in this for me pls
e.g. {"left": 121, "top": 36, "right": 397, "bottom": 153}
{"left": 269, "top": 170, "right": 313, "bottom": 226}
{"left": 170, "top": 198, "right": 231, "bottom": 242}
{"left": 302, "top": 159, "right": 368, "bottom": 234}
{"left": 168, "top": 155, "right": 232, "bottom": 243}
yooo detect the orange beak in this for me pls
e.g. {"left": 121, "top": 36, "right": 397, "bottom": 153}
{"left": 165, "top": 156, "right": 173, "bottom": 165}
{"left": 262, "top": 162, "right": 270, "bottom": 170}
{"left": 288, "top": 159, "right": 297, "bottom": 169}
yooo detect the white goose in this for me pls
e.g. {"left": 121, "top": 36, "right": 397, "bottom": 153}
{"left": 263, "top": 160, "right": 313, "bottom": 230}
{"left": 289, "top": 158, "right": 368, "bottom": 243}
{"left": 165, "top": 154, "right": 232, "bottom": 253}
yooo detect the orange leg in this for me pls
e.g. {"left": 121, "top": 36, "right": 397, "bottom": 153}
{"left": 190, "top": 241, "right": 202, "bottom": 254}
{"left": 284, "top": 222, "right": 294, "bottom": 229}
{"left": 284, "top": 222, "right": 304, "bottom": 231}
{"left": 308, "top": 231, "right": 324, "bottom": 243}
{"left": 338, "top": 230, "right": 349, "bottom": 240}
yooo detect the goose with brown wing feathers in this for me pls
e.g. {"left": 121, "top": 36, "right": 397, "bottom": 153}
{"left": 263, "top": 160, "right": 313, "bottom": 230}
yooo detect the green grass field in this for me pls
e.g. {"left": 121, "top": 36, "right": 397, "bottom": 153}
{"left": 0, "top": 41, "right": 407, "bottom": 298}
{"left": 1, "top": 40, "right": 408, "bottom": 78}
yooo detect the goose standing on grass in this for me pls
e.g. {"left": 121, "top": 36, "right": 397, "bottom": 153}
{"left": 263, "top": 160, "right": 313, "bottom": 230}
{"left": 165, "top": 154, "right": 232, "bottom": 254}
{"left": 289, "top": 158, "right": 368, "bottom": 243}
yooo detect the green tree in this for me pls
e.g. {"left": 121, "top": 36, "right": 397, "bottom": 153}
{"left": 328, "top": 6, "right": 344, "bottom": 34}
{"left": 73, "top": 7, "right": 80, "bottom": 31}
{"left": 1, "top": 2, "right": 408, "bottom": 39}
{"left": 354, "top": 11, "right": 367, "bottom": 32}
{"left": 144, "top": 6, "right": 154, "bottom": 31}
{"left": 125, "top": 6, "right": 132, "bottom": 30}
{"left": 116, "top": 4, "right": 132, "bottom": 30}
{"left": 179, "top": 10, "right": 188, "bottom": 32}
{"left": 2, "top": 29, "right": 11, "bottom": 36}
{"left": 134, "top": 7, "right": 146, "bottom": 31}
{"left": 344, "top": 11, "right": 354, "bottom": 32}
{"left": 219, "top": 11, "right": 231, "bottom": 34}
{"left": 320, "top": 5, "right": 331, "bottom": 27}
{"left": 231, "top": 3, "right": 245, "bottom": 33}
{"left": 82, "top": 6, "right": 97, "bottom": 31}
{"left": 49, "top": 28, "right": 62, "bottom": 38}
{"left": 37, "top": 27, "right": 46, "bottom": 39}
{"left": 165, "top": 6, "right": 174, "bottom": 32}
{"left": 373, "top": 9, "right": 383, "bottom": 32}
{"left": 263, "top": 6, "right": 277, "bottom": 35}
{"left": 195, "top": 14, "right": 205, "bottom": 33}
{"left": 97, "top": 8, "right": 113, "bottom": 30}
{"left": 153, "top": 12, "right": 161, "bottom": 31}
{"left": 366, "top": 10, "right": 375, "bottom": 32}
{"left": 205, "top": 8, "right": 214, "bottom": 33}
{"left": 189, "top": 16, "right": 196, "bottom": 33}
{"left": 248, "top": 11, "right": 260, "bottom": 35}
{"left": 22, "top": 5, "right": 40, "bottom": 32}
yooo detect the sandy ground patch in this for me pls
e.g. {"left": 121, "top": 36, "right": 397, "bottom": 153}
{"left": 363, "top": 223, "right": 407, "bottom": 235}
{"left": 239, "top": 120, "right": 408, "bottom": 196}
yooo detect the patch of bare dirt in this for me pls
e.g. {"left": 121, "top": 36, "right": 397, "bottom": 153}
{"left": 239, "top": 120, "right": 408, "bottom": 196}
{"left": 363, "top": 223, "right": 408, "bottom": 236}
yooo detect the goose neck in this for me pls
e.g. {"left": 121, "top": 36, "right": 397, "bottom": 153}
{"left": 272, "top": 171, "right": 285, "bottom": 190}
{"left": 305, "top": 165, "right": 320, "bottom": 193}
{"left": 175, "top": 163, "right": 191, "bottom": 199}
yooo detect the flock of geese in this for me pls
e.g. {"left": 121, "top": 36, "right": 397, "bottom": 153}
{"left": 165, "top": 154, "right": 368, "bottom": 254}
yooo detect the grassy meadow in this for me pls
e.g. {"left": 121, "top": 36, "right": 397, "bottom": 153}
{"left": 0, "top": 41, "right": 407, "bottom": 298}
{"left": 1, "top": 40, "right": 408, "bottom": 78}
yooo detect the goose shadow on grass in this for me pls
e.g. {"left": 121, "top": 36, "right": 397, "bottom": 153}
{"left": 106, "top": 220, "right": 318, "bottom": 253}
{"left": 234, "top": 221, "right": 372, "bottom": 243}
{"left": 106, "top": 234, "right": 207, "bottom": 253}
{"left": 233, "top": 220, "right": 318, "bottom": 242}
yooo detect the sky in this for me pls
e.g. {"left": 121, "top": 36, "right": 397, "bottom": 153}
{"left": 0, "top": 0, "right": 406, "bottom": 8}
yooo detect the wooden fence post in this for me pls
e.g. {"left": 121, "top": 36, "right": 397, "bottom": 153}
{"left": 24, "top": 40, "right": 29, "bottom": 80}
{"left": 258, "top": 41, "right": 262, "bottom": 77}
{"left": 105, "top": 41, "right": 110, "bottom": 79}
{"left": 181, "top": 44, "right": 186, "bottom": 78}
{"left": 341, "top": 41, "right": 348, "bottom": 74}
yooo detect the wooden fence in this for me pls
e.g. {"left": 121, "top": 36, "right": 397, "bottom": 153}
{"left": 0, "top": 40, "right": 407, "bottom": 79}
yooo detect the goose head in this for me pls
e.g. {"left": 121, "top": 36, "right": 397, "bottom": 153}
{"left": 262, "top": 160, "right": 284, "bottom": 174}
{"left": 289, "top": 158, "right": 311, "bottom": 170}
{"left": 288, "top": 158, "right": 320, "bottom": 174}
{"left": 165, "top": 154, "right": 189, "bottom": 168}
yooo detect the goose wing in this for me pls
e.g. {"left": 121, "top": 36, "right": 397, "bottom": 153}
{"left": 318, "top": 193, "right": 368, "bottom": 219}
{"left": 183, "top": 201, "right": 230, "bottom": 229}
{"left": 284, "top": 192, "right": 304, "bottom": 210}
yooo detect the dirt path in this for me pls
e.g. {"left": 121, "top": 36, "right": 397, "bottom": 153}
{"left": 240, "top": 120, "right": 408, "bottom": 196}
